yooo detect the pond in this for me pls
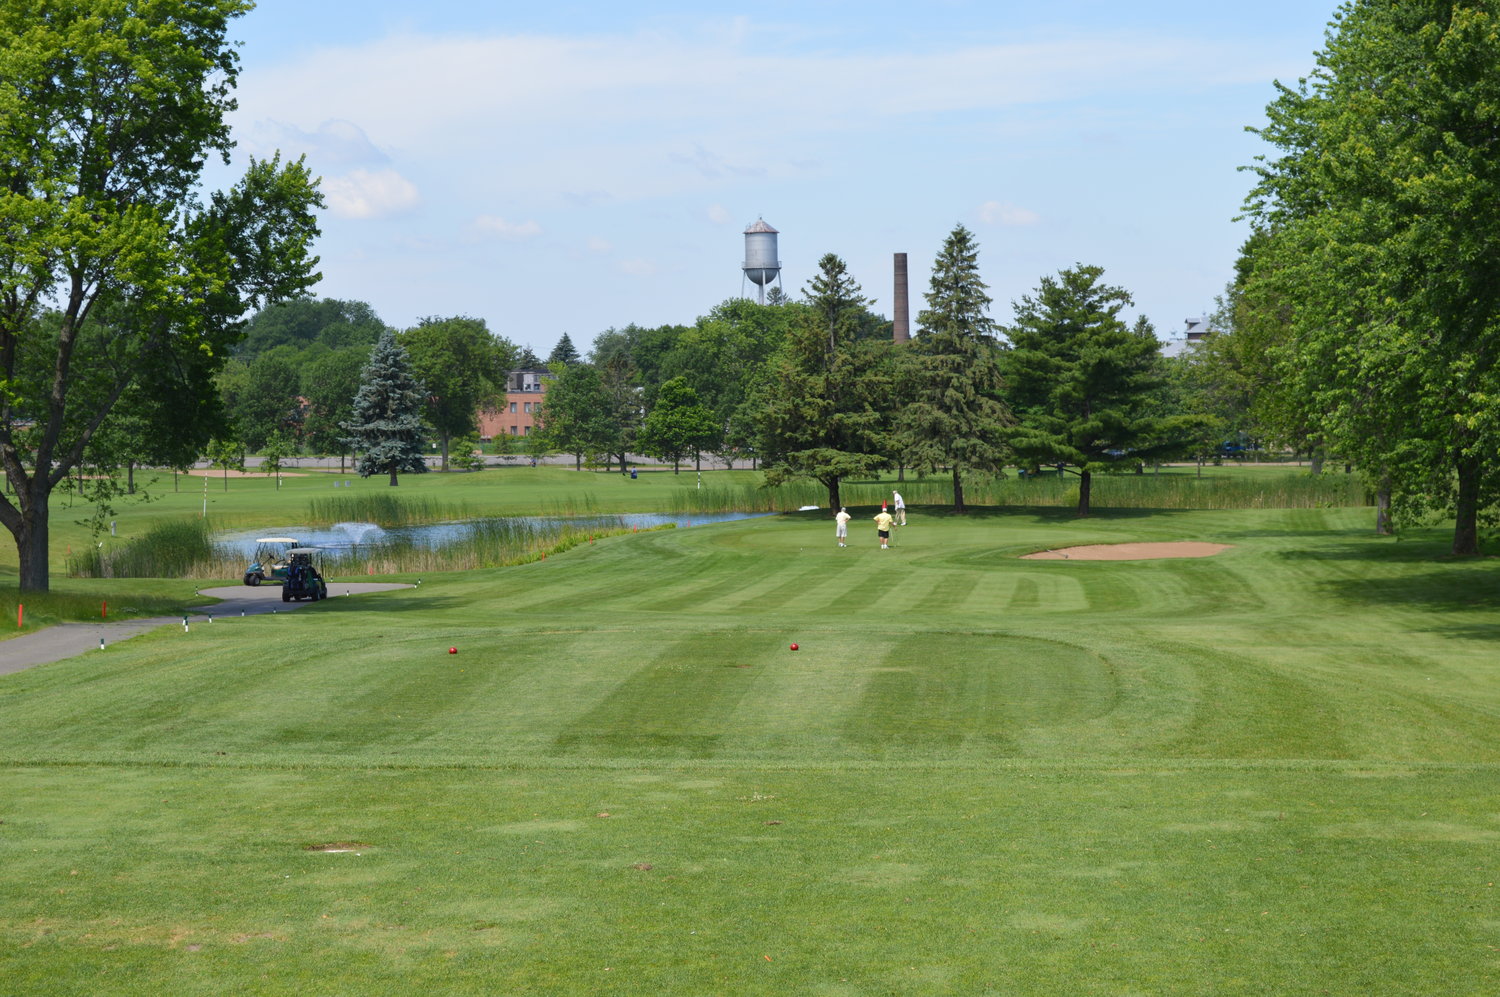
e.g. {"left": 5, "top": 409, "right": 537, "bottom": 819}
{"left": 215, "top": 511, "right": 769, "bottom": 559}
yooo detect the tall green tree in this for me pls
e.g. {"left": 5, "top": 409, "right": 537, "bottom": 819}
{"left": 902, "top": 225, "right": 1011, "bottom": 512}
{"left": 1244, "top": 0, "right": 1500, "bottom": 554}
{"left": 228, "top": 346, "right": 303, "bottom": 451}
{"left": 400, "top": 316, "right": 514, "bottom": 470}
{"left": 536, "top": 362, "right": 617, "bottom": 470}
{"left": 1004, "top": 265, "right": 1179, "bottom": 516}
{"left": 300, "top": 345, "right": 372, "bottom": 461}
{"left": 237, "top": 298, "right": 387, "bottom": 358}
{"left": 756, "top": 254, "right": 889, "bottom": 508}
{"left": 596, "top": 351, "right": 643, "bottom": 473}
{"left": 547, "top": 333, "right": 580, "bottom": 366}
{"left": 661, "top": 299, "right": 795, "bottom": 467}
{"left": 342, "top": 331, "right": 429, "bottom": 486}
{"left": 639, "top": 376, "right": 719, "bottom": 474}
{"left": 0, "top": 0, "right": 322, "bottom": 591}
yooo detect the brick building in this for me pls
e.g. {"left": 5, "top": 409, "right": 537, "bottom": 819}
{"left": 477, "top": 366, "right": 548, "bottom": 441}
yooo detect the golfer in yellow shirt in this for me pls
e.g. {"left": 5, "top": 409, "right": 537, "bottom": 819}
{"left": 873, "top": 509, "right": 895, "bottom": 548}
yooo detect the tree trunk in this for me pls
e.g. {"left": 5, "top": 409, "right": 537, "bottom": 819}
{"left": 1452, "top": 453, "right": 1481, "bottom": 555}
{"left": 127, "top": 461, "right": 136, "bottom": 494}
{"left": 439, "top": 432, "right": 450, "bottom": 472}
{"left": 11, "top": 494, "right": 48, "bottom": 592}
{"left": 898, "top": 463, "right": 906, "bottom": 482}
{"left": 952, "top": 466, "right": 965, "bottom": 514}
{"left": 1309, "top": 449, "right": 1324, "bottom": 475}
{"left": 1375, "top": 477, "right": 1393, "bottom": 536}
{"left": 1077, "top": 468, "right": 1092, "bottom": 517}
{"left": 389, "top": 465, "right": 399, "bottom": 486}
{"left": 695, "top": 451, "right": 701, "bottom": 473}
{"left": 826, "top": 477, "right": 841, "bottom": 511}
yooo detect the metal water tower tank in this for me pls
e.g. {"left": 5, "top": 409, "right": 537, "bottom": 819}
{"left": 742, "top": 218, "right": 781, "bottom": 304}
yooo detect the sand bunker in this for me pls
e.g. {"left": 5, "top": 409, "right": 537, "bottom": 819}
{"left": 1022, "top": 542, "right": 1231, "bottom": 561}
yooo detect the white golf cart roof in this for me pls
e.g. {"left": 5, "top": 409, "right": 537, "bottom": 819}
{"left": 255, "top": 537, "right": 300, "bottom": 544}
{"left": 287, "top": 548, "right": 321, "bottom": 555}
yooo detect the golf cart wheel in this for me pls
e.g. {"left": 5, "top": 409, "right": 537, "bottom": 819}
{"left": 281, "top": 588, "right": 291, "bottom": 603}
{"left": 244, "top": 572, "right": 260, "bottom": 587}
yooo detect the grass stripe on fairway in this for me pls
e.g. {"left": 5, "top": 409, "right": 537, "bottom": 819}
{"left": 3, "top": 504, "right": 1500, "bottom": 994}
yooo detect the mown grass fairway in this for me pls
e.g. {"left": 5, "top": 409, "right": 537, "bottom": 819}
{"left": 2, "top": 490, "right": 1498, "bottom": 994}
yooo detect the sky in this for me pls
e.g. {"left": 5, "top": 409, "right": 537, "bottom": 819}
{"left": 207, "top": 1, "right": 1339, "bottom": 355}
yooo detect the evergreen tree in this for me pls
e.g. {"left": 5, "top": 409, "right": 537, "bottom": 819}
{"left": 757, "top": 253, "right": 889, "bottom": 508}
{"left": 902, "top": 224, "right": 1011, "bottom": 512}
{"left": 547, "top": 333, "right": 580, "bottom": 366}
{"left": 342, "top": 330, "right": 430, "bottom": 486}
{"left": 1004, "top": 265, "right": 1178, "bottom": 516}
{"left": 517, "top": 345, "right": 543, "bottom": 369}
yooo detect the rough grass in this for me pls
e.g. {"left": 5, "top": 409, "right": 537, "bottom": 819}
{"left": 2, "top": 503, "right": 1499, "bottom": 993}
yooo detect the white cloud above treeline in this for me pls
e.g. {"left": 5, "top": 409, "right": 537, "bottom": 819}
{"left": 321, "top": 168, "right": 420, "bottom": 219}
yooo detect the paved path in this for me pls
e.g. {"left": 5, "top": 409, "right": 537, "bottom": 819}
{"left": 0, "top": 583, "right": 411, "bottom": 675}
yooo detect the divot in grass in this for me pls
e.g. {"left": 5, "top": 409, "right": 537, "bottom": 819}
{"left": 303, "top": 842, "right": 371, "bottom": 853}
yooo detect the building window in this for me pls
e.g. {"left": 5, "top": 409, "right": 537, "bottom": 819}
{"left": 509, "top": 401, "right": 517, "bottom": 413}
{"left": 510, "top": 426, "right": 518, "bottom": 435}
{"left": 522, "top": 425, "right": 530, "bottom": 435}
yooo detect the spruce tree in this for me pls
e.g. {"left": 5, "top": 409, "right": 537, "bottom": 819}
{"left": 1005, "top": 265, "right": 1175, "bottom": 516}
{"left": 902, "top": 224, "right": 1011, "bottom": 512}
{"left": 547, "top": 333, "right": 580, "bottom": 366}
{"left": 757, "top": 253, "right": 888, "bottom": 509}
{"left": 342, "top": 330, "right": 430, "bottom": 486}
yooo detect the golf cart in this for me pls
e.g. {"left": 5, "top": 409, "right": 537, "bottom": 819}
{"left": 243, "top": 537, "right": 299, "bottom": 587}
{"left": 281, "top": 548, "right": 328, "bottom": 602}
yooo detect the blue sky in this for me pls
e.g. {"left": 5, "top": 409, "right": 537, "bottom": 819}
{"left": 211, "top": 1, "right": 1337, "bottom": 354}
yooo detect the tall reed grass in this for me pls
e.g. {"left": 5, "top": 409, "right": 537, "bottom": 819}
{"left": 669, "top": 469, "right": 1370, "bottom": 513}
{"left": 67, "top": 519, "right": 234, "bottom": 579}
{"left": 312, "top": 518, "right": 661, "bottom": 575}
{"left": 304, "top": 493, "right": 473, "bottom": 526}
{"left": 69, "top": 515, "right": 666, "bottom": 579}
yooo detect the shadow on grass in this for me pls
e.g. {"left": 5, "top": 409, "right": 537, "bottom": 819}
{"left": 1313, "top": 567, "right": 1500, "bottom": 615}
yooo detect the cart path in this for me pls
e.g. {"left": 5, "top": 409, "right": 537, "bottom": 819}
{"left": 0, "top": 582, "right": 412, "bottom": 675}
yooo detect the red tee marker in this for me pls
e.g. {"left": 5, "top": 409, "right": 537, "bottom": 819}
{"left": 448, "top": 647, "right": 458, "bottom": 655}
{"left": 789, "top": 643, "right": 799, "bottom": 651}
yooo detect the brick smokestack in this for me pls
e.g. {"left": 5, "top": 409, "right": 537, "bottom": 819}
{"left": 892, "top": 252, "right": 910, "bottom": 343}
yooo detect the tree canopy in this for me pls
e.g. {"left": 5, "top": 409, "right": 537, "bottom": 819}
{"left": 903, "top": 225, "right": 1011, "bottom": 512}
{"left": 401, "top": 316, "right": 514, "bottom": 471}
{"left": 0, "top": 0, "right": 323, "bottom": 591}
{"left": 757, "top": 254, "right": 890, "bottom": 508}
{"left": 1243, "top": 0, "right": 1500, "bottom": 553}
{"left": 1005, "top": 265, "right": 1176, "bottom": 516}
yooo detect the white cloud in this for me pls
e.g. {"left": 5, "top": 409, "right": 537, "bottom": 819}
{"left": 472, "top": 215, "right": 543, "bottom": 239}
{"left": 244, "top": 118, "right": 389, "bottom": 169}
{"left": 619, "top": 258, "right": 657, "bottom": 276}
{"left": 587, "top": 236, "right": 613, "bottom": 253}
{"left": 322, "top": 168, "right": 421, "bottom": 219}
{"left": 978, "top": 201, "right": 1041, "bottom": 226}
{"left": 707, "top": 204, "right": 732, "bottom": 224}
{"left": 231, "top": 27, "right": 1286, "bottom": 202}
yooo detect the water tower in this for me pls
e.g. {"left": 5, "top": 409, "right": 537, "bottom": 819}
{"left": 741, "top": 218, "right": 782, "bottom": 304}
